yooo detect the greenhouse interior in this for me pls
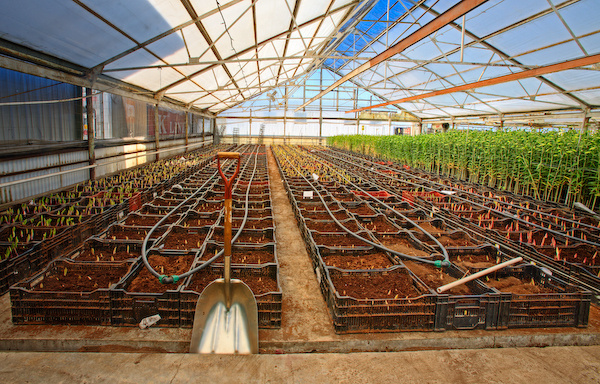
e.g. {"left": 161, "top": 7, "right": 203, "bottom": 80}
{"left": 0, "top": 0, "right": 600, "bottom": 381}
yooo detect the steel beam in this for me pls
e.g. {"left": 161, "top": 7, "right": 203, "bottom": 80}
{"left": 347, "top": 53, "right": 600, "bottom": 113}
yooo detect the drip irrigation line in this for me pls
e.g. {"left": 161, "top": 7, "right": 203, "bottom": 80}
{"left": 321, "top": 147, "right": 600, "bottom": 248}
{"left": 140, "top": 144, "right": 257, "bottom": 283}
{"left": 183, "top": 146, "right": 259, "bottom": 277}
{"left": 277, "top": 146, "right": 449, "bottom": 266}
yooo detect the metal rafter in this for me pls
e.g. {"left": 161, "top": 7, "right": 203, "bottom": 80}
{"left": 154, "top": 2, "right": 357, "bottom": 100}
{"left": 347, "top": 53, "right": 600, "bottom": 113}
{"left": 176, "top": 0, "right": 244, "bottom": 102}
{"left": 295, "top": 0, "right": 490, "bottom": 111}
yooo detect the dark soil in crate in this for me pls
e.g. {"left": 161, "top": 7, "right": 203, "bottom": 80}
{"left": 485, "top": 276, "right": 556, "bottom": 294}
{"left": 312, "top": 233, "right": 371, "bottom": 247}
{"left": 195, "top": 201, "right": 223, "bottom": 213}
{"left": 358, "top": 216, "right": 399, "bottom": 233}
{"left": 231, "top": 218, "right": 274, "bottom": 230}
{"left": 347, "top": 205, "right": 377, "bottom": 216}
{"left": 409, "top": 221, "right": 445, "bottom": 234}
{"left": 150, "top": 198, "right": 183, "bottom": 207}
{"left": 181, "top": 216, "right": 216, "bottom": 227}
{"left": 233, "top": 209, "right": 272, "bottom": 219}
{"left": 124, "top": 214, "right": 179, "bottom": 226}
{"left": 77, "top": 246, "right": 139, "bottom": 262}
{"left": 32, "top": 263, "right": 130, "bottom": 292}
{"left": 127, "top": 254, "right": 195, "bottom": 293}
{"left": 403, "top": 260, "right": 471, "bottom": 295}
{"left": 302, "top": 210, "right": 350, "bottom": 221}
{"left": 199, "top": 246, "right": 275, "bottom": 264}
{"left": 330, "top": 269, "right": 420, "bottom": 299}
{"left": 107, "top": 226, "right": 167, "bottom": 241}
{"left": 187, "top": 270, "right": 277, "bottom": 295}
{"left": 211, "top": 229, "right": 272, "bottom": 244}
{"left": 161, "top": 229, "right": 208, "bottom": 250}
{"left": 305, "top": 220, "right": 361, "bottom": 233}
{"left": 322, "top": 252, "right": 394, "bottom": 270}
{"left": 451, "top": 252, "right": 499, "bottom": 270}
{"left": 536, "top": 244, "right": 600, "bottom": 266}
{"left": 377, "top": 235, "right": 430, "bottom": 257}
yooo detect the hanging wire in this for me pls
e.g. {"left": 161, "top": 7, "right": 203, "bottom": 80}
{"left": 0, "top": 91, "right": 103, "bottom": 106}
{"left": 216, "top": 0, "right": 250, "bottom": 91}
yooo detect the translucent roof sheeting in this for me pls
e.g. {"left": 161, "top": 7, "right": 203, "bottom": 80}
{"left": 0, "top": 0, "right": 363, "bottom": 114}
{"left": 1, "top": 0, "right": 599, "bottom": 120}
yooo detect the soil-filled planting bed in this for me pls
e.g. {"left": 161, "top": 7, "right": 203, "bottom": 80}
{"left": 211, "top": 229, "right": 272, "bottom": 244}
{"left": 403, "top": 260, "right": 471, "bottom": 295}
{"left": 485, "top": 275, "right": 556, "bottom": 294}
{"left": 230, "top": 218, "right": 274, "bottom": 230}
{"left": 32, "top": 264, "right": 131, "bottom": 292}
{"left": 126, "top": 254, "right": 195, "bottom": 293}
{"left": 107, "top": 226, "right": 167, "bottom": 240}
{"left": 199, "top": 246, "right": 275, "bottom": 264}
{"left": 161, "top": 229, "right": 209, "bottom": 250}
{"left": 358, "top": 216, "right": 399, "bottom": 233}
{"left": 76, "top": 247, "right": 139, "bottom": 262}
{"left": 124, "top": 214, "right": 179, "bottom": 226}
{"left": 377, "top": 235, "right": 430, "bottom": 257}
{"left": 303, "top": 210, "right": 350, "bottom": 221}
{"left": 312, "top": 233, "right": 371, "bottom": 247}
{"left": 186, "top": 270, "right": 277, "bottom": 295}
{"left": 233, "top": 209, "right": 272, "bottom": 219}
{"left": 322, "top": 252, "right": 394, "bottom": 270}
{"left": 181, "top": 217, "right": 216, "bottom": 227}
{"left": 451, "top": 252, "right": 498, "bottom": 270}
{"left": 331, "top": 269, "right": 420, "bottom": 299}
{"left": 305, "top": 220, "right": 361, "bottom": 232}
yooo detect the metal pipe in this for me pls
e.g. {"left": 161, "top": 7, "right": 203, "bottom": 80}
{"left": 460, "top": 15, "right": 466, "bottom": 62}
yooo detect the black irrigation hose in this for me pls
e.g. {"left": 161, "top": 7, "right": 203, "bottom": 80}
{"left": 329, "top": 146, "right": 600, "bottom": 233}
{"left": 322, "top": 147, "right": 600, "bottom": 248}
{"left": 278, "top": 146, "right": 449, "bottom": 267}
{"left": 140, "top": 144, "right": 258, "bottom": 284}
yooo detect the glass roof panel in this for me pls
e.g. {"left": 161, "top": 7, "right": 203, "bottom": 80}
{"left": 486, "top": 12, "right": 572, "bottom": 57}
{"left": 0, "top": 0, "right": 135, "bottom": 67}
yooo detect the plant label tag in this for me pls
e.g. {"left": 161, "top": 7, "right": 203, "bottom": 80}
{"left": 316, "top": 267, "right": 321, "bottom": 283}
{"left": 117, "top": 211, "right": 124, "bottom": 220}
{"left": 303, "top": 191, "right": 313, "bottom": 199}
{"left": 153, "top": 192, "right": 157, "bottom": 198}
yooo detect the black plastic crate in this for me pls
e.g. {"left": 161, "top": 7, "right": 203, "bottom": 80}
{"left": 180, "top": 263, "right": 282, "bottom": 328}
{"left": 490, "top": 264, "right": 591, "bottom": 329}
{"left": 10, "top": 259, "right": 133, "bottom": 325}
{"left": 110, "top": 253, "right": 195, "bottom": 327}
{"left": 324, "top": 266, "right": 437, "bottom": 333}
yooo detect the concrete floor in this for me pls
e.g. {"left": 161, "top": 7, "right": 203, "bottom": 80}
{"left": 0, "top": 147, "right": 599, "bottom": 382}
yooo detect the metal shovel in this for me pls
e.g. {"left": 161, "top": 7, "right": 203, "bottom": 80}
{"left": 189, "top": 152, "right": 259, "bottom": 354}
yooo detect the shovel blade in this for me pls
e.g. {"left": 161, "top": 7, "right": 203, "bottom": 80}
{"left": 189, "top": 279, "right": 259, "bottom": 354}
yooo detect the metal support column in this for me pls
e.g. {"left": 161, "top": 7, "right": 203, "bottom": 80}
{"left": 249, "top": 110, "right": 252, "bottom": 144}
{"left": 86, "top": 87, "right": 96, "bottom": 180}
{"left": 154, "top": 104, "right": 160, "bottom": 161}
{"left": 283, "top": 86, "right": 287, "bottom": 143}
{"left": 319, "top": 70, "right": 323, "bottom": 143}
{"left": 185, "top": 111, "right": 189, "bottom": 152}
{"left": 202, "top": 117, "right": 205, "bottom": 142}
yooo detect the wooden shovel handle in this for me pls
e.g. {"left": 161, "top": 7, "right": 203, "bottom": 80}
{"left": 216, "top": 152, "right": 241, "bottom": 199}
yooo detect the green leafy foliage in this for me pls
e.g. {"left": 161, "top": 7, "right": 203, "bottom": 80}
{"left": 328, "top": 130, "right": 600, "bottom": 209}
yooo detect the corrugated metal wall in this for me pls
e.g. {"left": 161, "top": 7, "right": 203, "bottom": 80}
{"left": 0, "top": 68, "right": 215, "bottom": 205}
{"left": 0, "top": 68, "right": 81, "bottom": 142}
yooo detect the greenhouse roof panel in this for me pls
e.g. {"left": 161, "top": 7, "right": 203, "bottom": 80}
{"left": 1, "top": 0, "right": 599, "bottom": 118}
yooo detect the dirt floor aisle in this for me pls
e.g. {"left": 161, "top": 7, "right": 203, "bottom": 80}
{"left": 260, "top": 146, "right": 335, "bottom": 343}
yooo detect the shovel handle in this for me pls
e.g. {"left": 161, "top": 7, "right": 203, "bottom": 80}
{"left": 216, "top": 152, "right": 240, "bottom": 199}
